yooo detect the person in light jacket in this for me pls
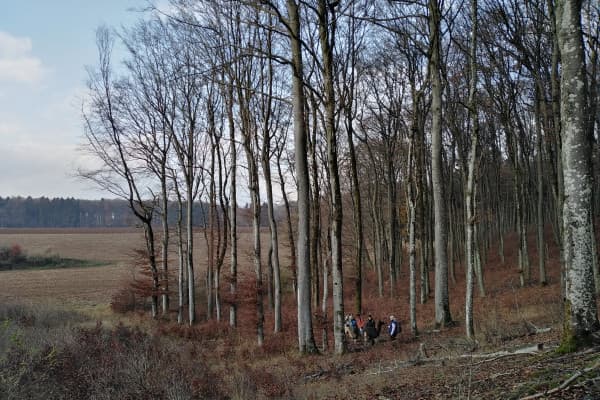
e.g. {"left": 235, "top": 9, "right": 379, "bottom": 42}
{"left": 388, "top": 315, "right": 400, "bottom": 340}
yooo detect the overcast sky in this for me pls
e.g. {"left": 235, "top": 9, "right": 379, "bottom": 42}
{"left": 0, "top": 1, "right": 156, "bottom": 199}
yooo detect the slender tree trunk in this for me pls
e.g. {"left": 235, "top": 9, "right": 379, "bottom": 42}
{"left": 277, "top": 149, "right": 297, "bottom": 294}
{"left": 243, "top": 127, "right": 264, "bottom": 344}
{"left": 213, "top": 132, "right": 228, "bottom": 324}
{"left": 407, "top": 131, "right": 418, "bottom": 337}
{"left": 251, "top": 179, "right": 264, "bottom": 346}
{"left": 520, "top": 177, "right": 531, "bottom": 285}
{"left": 318, "top": 0, "right": 345, "bottom": 354}
{"left": 143, "top": 222, "right": 159, "bottom": 319}
{"left": 309, "top": 95, "right": 321, "bottom": 313}
{"left": 418, "top": 128, "right": 429, "bottom": 304}
{"left": 227, "top": 83, "right": 238, "bottom": 328}
{"left": 429, "top": 0, "right": 453, "bottom": 327}
{"left": 387, "top": 156, "right": 398, "bottom": 298}
{"left": 206, "top": 144, "right": 216, "bottom": 320}
{"left": 548, "top": 0, "right": 565, "bottom": 294}
{"left": 321, "top": 243, "right": 329, "bottom": 352}
{"left": 260, "top": 27, "right": 282, "bottom": 332}
{"left": 373, "top": 184, "right": 385, "bottom": 297}
{"left": 263, "top": 168, "right": 281, "bottom": 332}
{"left": 175, "top": 184, "right": 185, "bottom": 325}
{"left": 465, "top": 0, "right": 478, "bottom": 339}
{"left": 474, "top": 222, "right": 486, "bottom": 297}
{"left": 288, "top": 0, "right": 317, "bottom": 354}
{"left": 186, "top": 180, "right": 195, "bottom": 325}
{"left": 448, "top": 205, "right": 456, "bottom": 286}
{"left": 535, "top": 85, "right": 548, "bottom": 286}
{"left": 160, "top": 175, "right": 169, "bottom": 315}
{"left": 343, "top": 14, "right": 363, "bottom": 314}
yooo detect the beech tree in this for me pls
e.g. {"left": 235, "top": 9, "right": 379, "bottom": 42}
{"left": 465, "top": 0, "right": 479, "bottom": 339}
{"left": 429, "top": 0, "right": 453, "bottom": 328}
{"left": 556, "top": 0, "right": 600, "bottom": 348}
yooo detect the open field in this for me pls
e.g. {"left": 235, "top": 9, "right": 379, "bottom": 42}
{"left": 0, "top": 227, "right": 286, "bottom": 311}
{"left": 0, "top": 227, "right": 145, "bottom": 263}
{"left": 0, "top": 228, "right": 144, "bottom": 313}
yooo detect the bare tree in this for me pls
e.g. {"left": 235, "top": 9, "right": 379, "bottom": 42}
{"left": 429, "top": 0, "right": 453, "bottom": 328}
{"left": 465, "top": 0, "right": 479, "bottom": 339}
{"left": 81, "top": 27, "right": 161, "bottom": 319}
{"left": 317, "top": 0, "right": 345, "bottom": 354}
{"left": 169, "top": 21, "right": 208, "bottom": 325}
{"left": 286, "top": 0, "right": 318, "bottom": 353}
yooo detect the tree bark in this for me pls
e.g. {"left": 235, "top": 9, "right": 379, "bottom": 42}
{"left": 465, "top": 0, "right": 478, "bottom": 339}
{"left": 429, "top": 0, "right": 453, "bottom": 327}
{"left": 287, "top": 0, "right": 317, "bottom": 354}
{"left": 556, "top": 0, "right": 600, "bottom": 346}
{"left": 318, "top": 0, "right": 345, "bottom": 354}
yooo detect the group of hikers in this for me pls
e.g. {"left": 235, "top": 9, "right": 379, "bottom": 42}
{"left": 344, "top": 313, "right": 400, "bottom": 345}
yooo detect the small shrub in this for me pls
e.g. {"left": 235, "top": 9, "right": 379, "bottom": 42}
{"left": 0, "top": 245, "right": 95, "bottom": 271}
{"left": 0, "top": 244, "right": 26, "bottom": 269}
{"left": 229, "top": 367, "right": 258, "bottom": 400}
{"left": 248, "top": 368, "right": 289, "bottom": 398}
{"left": 110, "top": 287, "right": 139, "bottom": 313}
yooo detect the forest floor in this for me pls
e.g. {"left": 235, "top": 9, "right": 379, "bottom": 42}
{"left": 0, "top": 227, "right": 599, "bottom": 399}
{"left": 293, "top": 324, "right": 600, "bottom": 399}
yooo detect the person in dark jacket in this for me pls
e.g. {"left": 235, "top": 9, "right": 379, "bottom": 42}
{"left": 364, "top": 314, "right": 384, "bottom": 345}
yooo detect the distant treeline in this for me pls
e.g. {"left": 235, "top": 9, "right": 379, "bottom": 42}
{"left": 0, "top": 196, "right": 280, "bottom": 228}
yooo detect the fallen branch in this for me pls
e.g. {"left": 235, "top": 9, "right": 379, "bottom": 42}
{"left": 364, "top": 343, "right": 548, "bottom": 376}
{"left": 519, "top": 360, "right": 600, "bottom": 400}
{"left": 524, "top": 321, "right": 552, "bottom": 335}
{"left": 470, "top": 343, "right": 546, "bottom": 365}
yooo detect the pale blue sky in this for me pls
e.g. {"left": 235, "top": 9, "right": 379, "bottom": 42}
{"left": 0, "top": 1, "right": 156, "bottom": 199}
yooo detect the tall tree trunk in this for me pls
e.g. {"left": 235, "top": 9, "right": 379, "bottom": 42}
{"left": 206, "top": 143, "right": 216, "bottom": 320}
{"left": 276, "top": 147, "right": 297, "bottom": 294}
{"left": 213, "top": 131, "right": 228, "bottom": 324}
{"left": 260, "top": 26, "right": 282, "bottom": 332}
{"left": 548, "top": 0, "right": 565, "bottom": 294}
{"left": 417, "top": 123, "right": 429, "bottom": 304}
{"left": 465, "top": 0, "right": 478, "bottom": 339}
{"left": 227, "top": 83, "right": 238, "bottom": 328}
{"left": 319, "top": 0, "right": 345, "bottom": 354}
{"left": 186, "top": 178, "right": 195, "bottom": 325}
{"left": 174, "top": 181, "right": 186, "bottom": 325}
{"left": 309, "top": 94, "right": 321, "bottom": 313}
{"left": 535, "top": 85, "right": 548, "bottom": 286}
{"left": 556, "top": 0, "right": 600, "bottom": 347}
{"left": 160, "top": 174, "right": 169, "bottom": 315}
{"left": 288, "top": 0, "right": 317, "bottom": 354}
{"left": 251, "top": 174, "right": 264, "bottom": 346}
{"left": 408, "top": 129, "right": 418, "bottom": 337}
{"left": 387, "top": 156, "right": 398, "bottom": 298}
{"left": 263, "top": 161, "right": 281, "bottom": 332}
{"left": 343, "top": 11, "right": 363, "bottom": 314}
{"left": 372, "top": 183, "right": 385, "bottom": 297}
{"left": 143, "top": 222, "right": 159, "bottom": 319}
{"left": 429, "top": 0, "right": 453, "bottom": 327}
{"left": 242, "top": 121, "right": 264, "bottom": 344}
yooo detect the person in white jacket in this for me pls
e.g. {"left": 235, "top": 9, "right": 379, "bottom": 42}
{"left": 388, "top": 315, "right": 400, "bottom": 340}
